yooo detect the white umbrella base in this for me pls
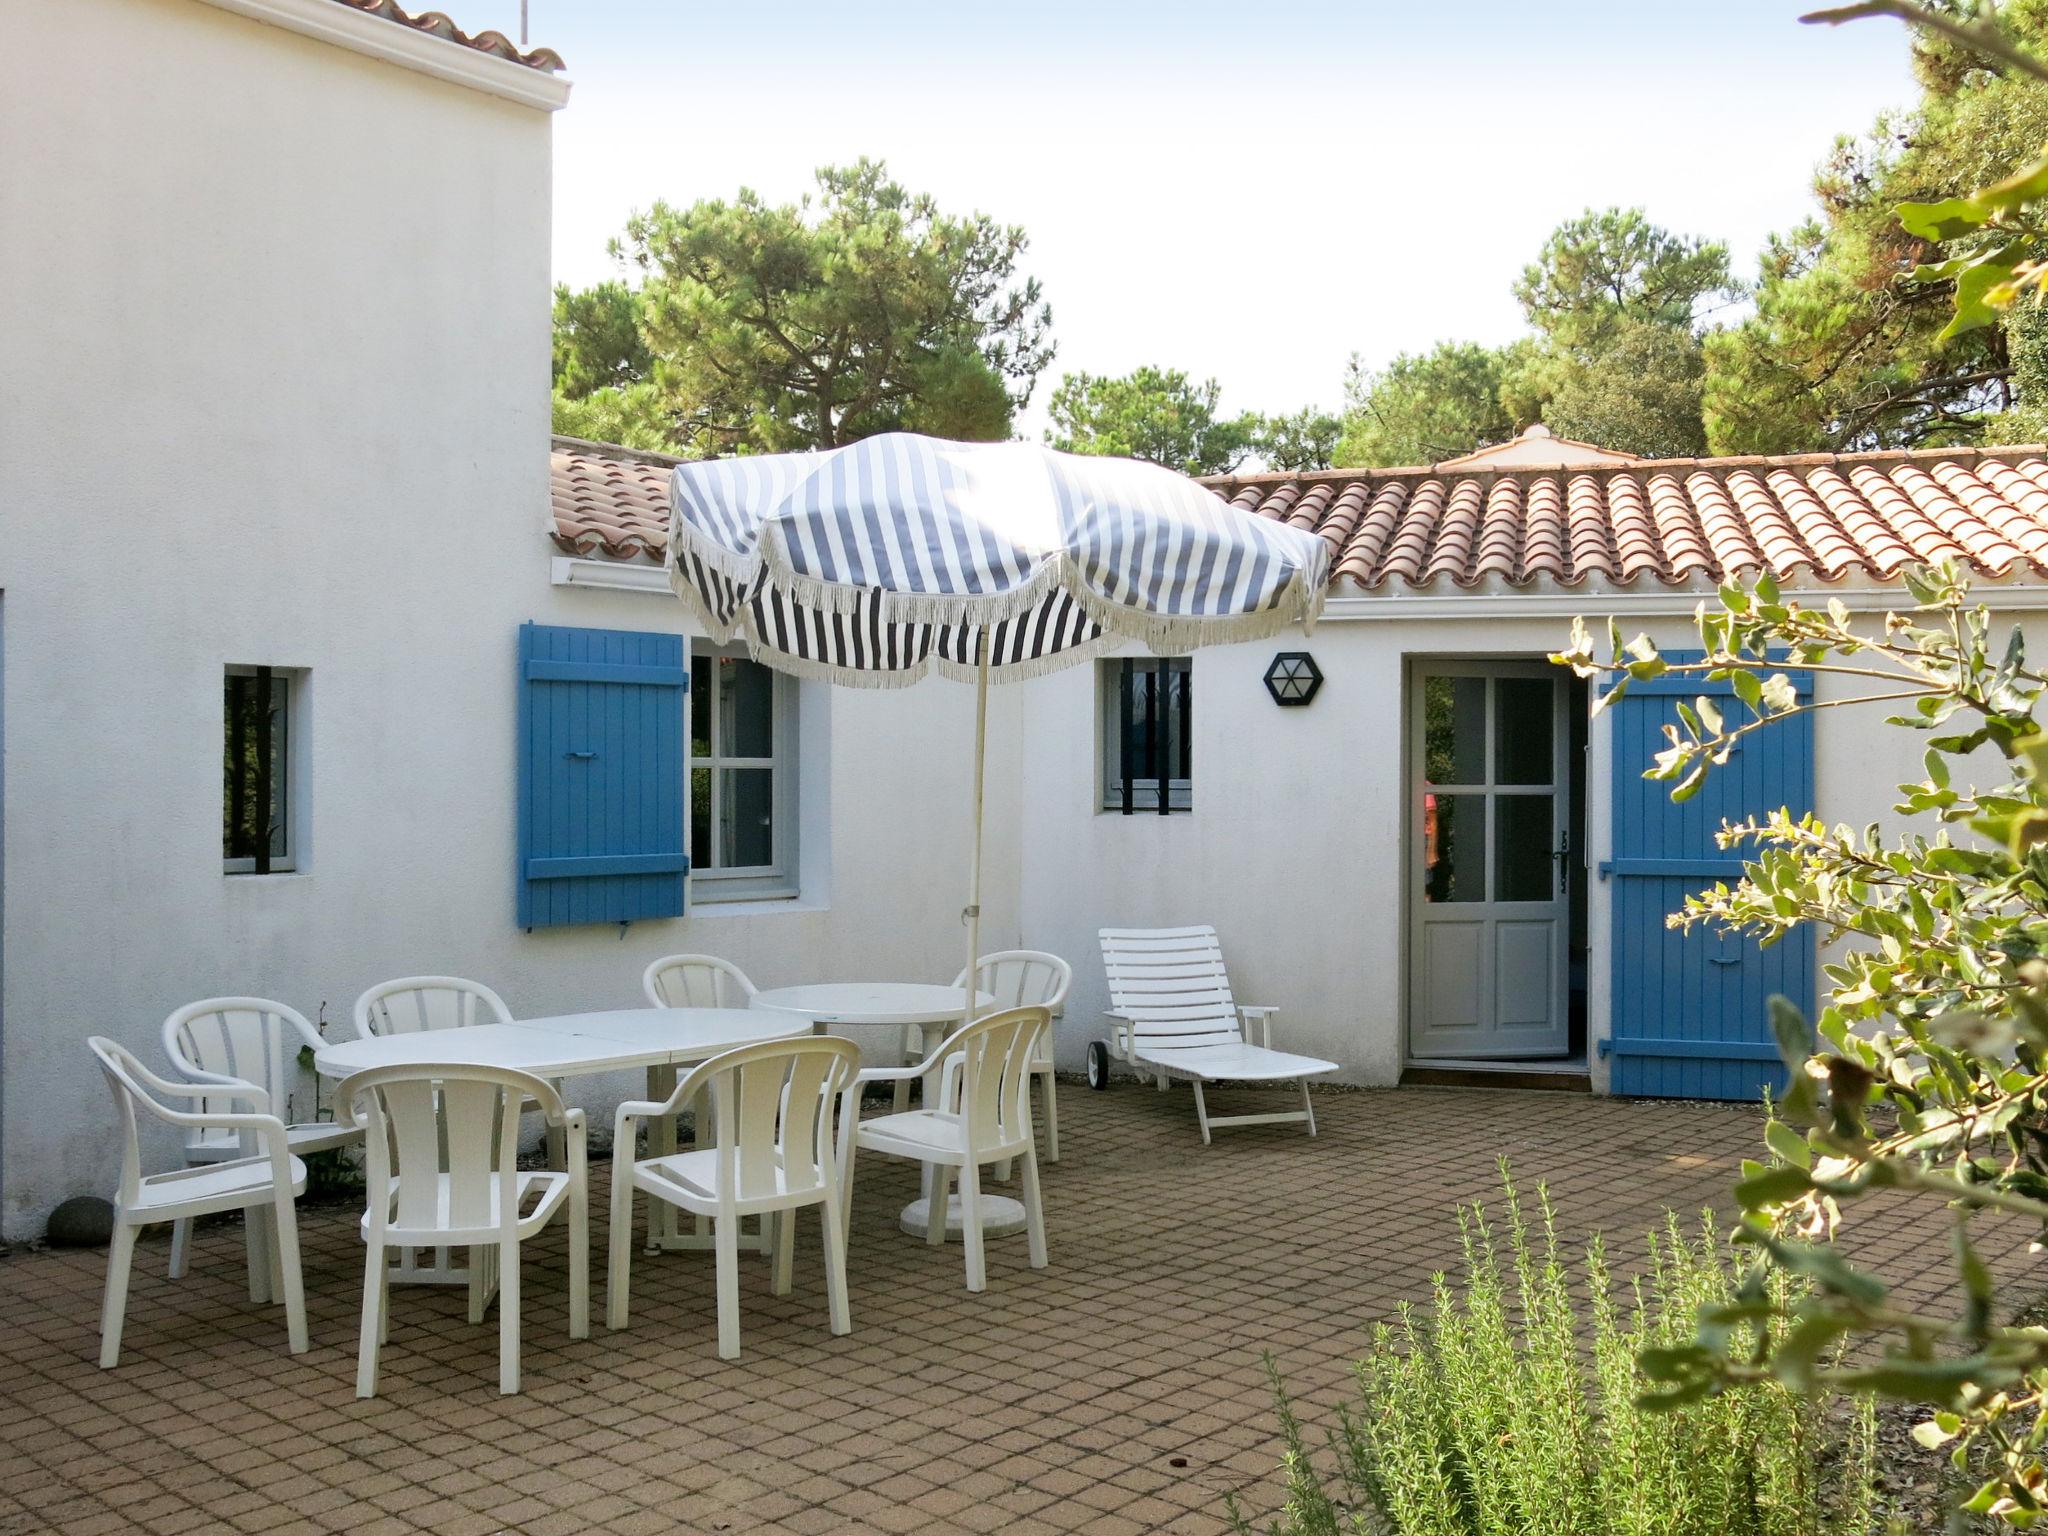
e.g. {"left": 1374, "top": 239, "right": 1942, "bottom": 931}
{"left": 898, "top": 1193, "right": 1028, "bottom": 1241}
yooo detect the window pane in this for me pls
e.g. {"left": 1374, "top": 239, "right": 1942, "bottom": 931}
{"left": 1495, "top": 677, "right": 1555, "bottom": 786}
{"left": 690, "top": 658, "right": 711, "bottom": 758}
{"left": 1423, "top": 793, "right": 1484, "bottom": 903}
{"left": 719, "top": 768, "right": 775, "bottom": 869}
{"left": 224, "top": 674, "right": 252, "bottom": 859}
{"left": 223, "top": 672, "right": 287, "bottom": 863}
{"left": 690, "top": 766, "right": 712, "bottom": 871}
{"left": 1495, "top": 795, "right": 1555, "bottom": 901}
{"left": 267, "top": 676, "right": 288, "bottom": 859}
{"left": 1423, "top": 676, "right": 1487, "bottom": 786}
{"left": 1118, "top": 660, "right": 1190, "bottom": 784}
{"left": 716, "top": 656, "right": 776, "bottom": 758}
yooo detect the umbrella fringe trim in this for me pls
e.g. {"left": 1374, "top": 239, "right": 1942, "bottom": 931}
{"left": 667, "top": 513, "right": 1327, "bottom": 660}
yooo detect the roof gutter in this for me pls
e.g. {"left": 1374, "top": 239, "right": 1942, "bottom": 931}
{"left": 555, "top": 556, "right": 2048, "bottom": 620}
{"left": 1319, "top": 578, "right": 2048, "bottom": 622}
{"left": 192, "top": 0, "right": 573, "bottom": 111}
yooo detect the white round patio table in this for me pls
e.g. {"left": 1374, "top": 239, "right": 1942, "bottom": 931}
{"left": 748, "top": 982, "right": 1020, "bottom": 1243}
{"left": 315, "top": 1007, "right": 810, "bottom": 1267}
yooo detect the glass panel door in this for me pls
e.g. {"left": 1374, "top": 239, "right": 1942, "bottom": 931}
{"left": 1409, "top": 664, "right": 1570, "bottom": 1061}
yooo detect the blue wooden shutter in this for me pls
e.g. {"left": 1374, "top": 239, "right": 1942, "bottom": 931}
{"left": 517, "top": 623, "right": 689, "bottom": 929}
{"left": 1602, "top": 652, "right": 1814, "bottom": 1100}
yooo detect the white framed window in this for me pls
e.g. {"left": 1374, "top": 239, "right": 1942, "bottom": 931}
{"left": 690, "top": 642, "right": 799, "bottom": 900}
{"left": 223, "top": 665, "right": 299, "bottom": 874}
{"left": 1099, "top": 656, "right": 1192, "bottom": 813}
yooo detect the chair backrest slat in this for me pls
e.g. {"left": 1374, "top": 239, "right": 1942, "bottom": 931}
{"left": 1100, "top": 926, "right": 1243, "bottom": 1051}
{"left": 644, "top": 953, "right": 759, "bottom": 1010}
{"left": 343, "top": 1063, "right": 556, "bottom": 1242}
{"left": 953, "top": 951, "right": 1070, "bottom": 1068}
{"left": 677, "top": 1036, "right": 860, "bottom": 1206}
{"left": 354, "top": 977, "right": 512, "bottom": 1041}
{"left": 929, "top": 1006, "right": 1048, "bottom": 1157}
{"left": 164, "top": 998, "right": 318, "bottom": 1130}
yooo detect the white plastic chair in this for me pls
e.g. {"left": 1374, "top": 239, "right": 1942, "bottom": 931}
{"left": 945, "top": 952, "right": 1071, "bottom": 1163}
{"left": 1098, "top": 926, "right": 1337, "bottom": 1144}
{"left": 341, "top": 1062, "right": 588, "bottom": 1397}
{"left": 351, "top": 975, "right": 514, "bottom": 1039}
{"left": 87, "top": 1037, "right": 308, "bottom": 1368}
{"left": 857, "top": 1006, "right": 1051, "bottom": 1293}
{"left": 642, "top": 953, "right": 759, "bottom": 1010}
{"left": 609, "top": 1035, "right": 861, "bottom": 1360}
{"left": 160, "top": 997, "right": 362, "bottom": 1283}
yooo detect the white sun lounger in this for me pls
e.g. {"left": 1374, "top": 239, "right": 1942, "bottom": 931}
{"left": 1096, "top": 926, "right": 1337, "bottom": 1144}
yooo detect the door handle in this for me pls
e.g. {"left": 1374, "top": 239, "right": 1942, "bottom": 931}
{"left": 565, "top": 750, "right": 598, "bottom": 761}
{"left": 1551, "top": 830, "right": 1571, "bottom": 894}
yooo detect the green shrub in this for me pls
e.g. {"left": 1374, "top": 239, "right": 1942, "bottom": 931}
{"left": 1229, "top": 1173, "right": 1876, "bottom": 1536}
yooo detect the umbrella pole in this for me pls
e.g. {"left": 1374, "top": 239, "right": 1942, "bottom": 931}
{"left": 965, "top": 630, "right": 989, "bottom": 1009}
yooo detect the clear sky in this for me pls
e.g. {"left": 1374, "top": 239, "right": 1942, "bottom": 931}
{"left": 467, "top": 1, "right": 1920, "bottom": 437}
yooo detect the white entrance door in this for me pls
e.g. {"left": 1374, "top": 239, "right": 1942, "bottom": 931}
{"left": 1407, "top": 662, "right": 1570, "bottom": 1060}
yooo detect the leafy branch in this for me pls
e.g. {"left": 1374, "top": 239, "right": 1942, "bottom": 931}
{"left": 1555, "top": 560, "right": 2048, "bottom": 1525}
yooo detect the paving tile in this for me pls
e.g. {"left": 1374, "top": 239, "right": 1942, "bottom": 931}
{"left": 0, "top": 1085, "right": 2020, "bottom": 1534}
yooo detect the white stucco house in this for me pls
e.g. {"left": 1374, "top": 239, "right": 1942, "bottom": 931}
{"left": 7, "top": 0, "right": 2048, "bottom": 1238}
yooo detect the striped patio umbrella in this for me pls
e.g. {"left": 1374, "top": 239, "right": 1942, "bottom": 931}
{"left": 665, "top": 432, "right": 1329, "bottom": 978}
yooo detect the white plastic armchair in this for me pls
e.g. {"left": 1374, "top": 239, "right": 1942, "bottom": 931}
{"left": 642, "top": 953, "right": 759, "bottom": 1010}
{"left": 88, "top": 1037, "right": 308, "bottom": 1369}
{"left": 341, "top": 1062, "right": 588, "bottom": 1397}
{"left": 351, "top": 976, "right": 513, "bottom": 1039}
{"left": 948, "top": 952, "right": 1071, "bottom": 1162}
{"left": 160, "top": 997, "right": 362, "bottom": 1282}
{"left": 609, "top": 1035, "right": 861, "bottom": 1360}
{"left": 857, "top": 1006, "right": 1051, "bottom": 1293}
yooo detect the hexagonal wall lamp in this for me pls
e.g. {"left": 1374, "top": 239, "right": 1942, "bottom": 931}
{"left": 1263, "top": 651, "right": 1323, "bottom": 707}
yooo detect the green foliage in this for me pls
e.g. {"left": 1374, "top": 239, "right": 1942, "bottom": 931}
{"left": 1338, "top": 208, "right": 1726, "bottom": 467}
{"left": 1257, "top": 407, "right": 1344, "bottom": 472}
{"left": 1513, "top": 206, "right": 1735, "bottom": 351}
{"left": 598, "top": 158, "right": 1051, "bottom": 456}
{"left": 1045, "top": 365, "right": 1258, "bottom": 475}
{"left": 1228, "top": 1173, "right": 1875, "bottom": 1536}
{"left": 1334, "top": 341, "right": 1524, "bottom": 468}
{"left": 1705, "top": 2, "right": 2048, "bottom": 451}
{"left": 1554, "top": 560, "right": 2048, "bottom": 1525}
{"left": 1987, "top": 299, "right": 2048, "bottom": 444}
{"left": 551, "top": 380, "right": 677, "bottom": 453}
{"left": 552, "top": 280, "right": 652, "bottom": 399}
{"left": 1523, "top": 319, "right": 1711, "bottom": 460}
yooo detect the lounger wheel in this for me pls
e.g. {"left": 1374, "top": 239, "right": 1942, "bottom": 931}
{"left": 1086, "top": 1041, "right": 1110, "bottom": 1090}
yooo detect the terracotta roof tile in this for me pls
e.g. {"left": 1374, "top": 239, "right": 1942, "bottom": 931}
{"left": 334, "top": 0, "right": 565, "bottom": 72}
{"left": 1202, "top": 442, "right": 2048, "bottom": 591}
{"left": 549, "top": 437, "right": 675, "bottom": 560}
{"left": 547, "top": 436, "right": 2048, "bottom": 593}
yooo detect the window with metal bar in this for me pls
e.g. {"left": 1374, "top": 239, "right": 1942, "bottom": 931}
{"left": 223, "top": 666, "right": 293, "bottom": 873}
{"left": 1099, "top": 656, "right": 1192, "bottom": 813}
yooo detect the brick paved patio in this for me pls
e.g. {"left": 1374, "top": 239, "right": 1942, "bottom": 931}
{"left": 0, "top": 1082, "right": 2025, "bottom": 1536}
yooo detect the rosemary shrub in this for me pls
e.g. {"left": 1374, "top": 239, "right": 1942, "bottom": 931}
{"left": 1230, "top": 1176, "right": 1876, "bottom": 1536}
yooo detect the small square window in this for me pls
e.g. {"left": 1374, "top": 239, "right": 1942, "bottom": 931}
{"left": 224, "top": 666, "right": 294, "bottom": 874}
{"left": 1101, "top": 656, "right": 1192, "bottom": 813}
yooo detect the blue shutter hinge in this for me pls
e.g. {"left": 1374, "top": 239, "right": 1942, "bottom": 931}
{"left": 1596, "top": 1037, "right": 1613, "bottom": 1059}
{"left": 1596, "top": 861, "right": 1613, "bottom": 882}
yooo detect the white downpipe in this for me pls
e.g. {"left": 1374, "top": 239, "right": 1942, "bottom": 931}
{"left": 964, "top": 632, "right": 990, "bottom": 1004}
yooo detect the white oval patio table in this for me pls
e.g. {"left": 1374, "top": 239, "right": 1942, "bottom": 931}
{"left": 314, "top": 1008, "right": 810, "bottom": 1273}
{"left": 747, "top": 983, "right": 1019, "bottom": 1243}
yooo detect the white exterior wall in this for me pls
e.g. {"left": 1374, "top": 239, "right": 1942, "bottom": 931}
{"left": 1021, "top": 599, "right": 2048, "bottom": 1093}
{"left": 0, "top": 0, "right": 1022, "bottom": 1237}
